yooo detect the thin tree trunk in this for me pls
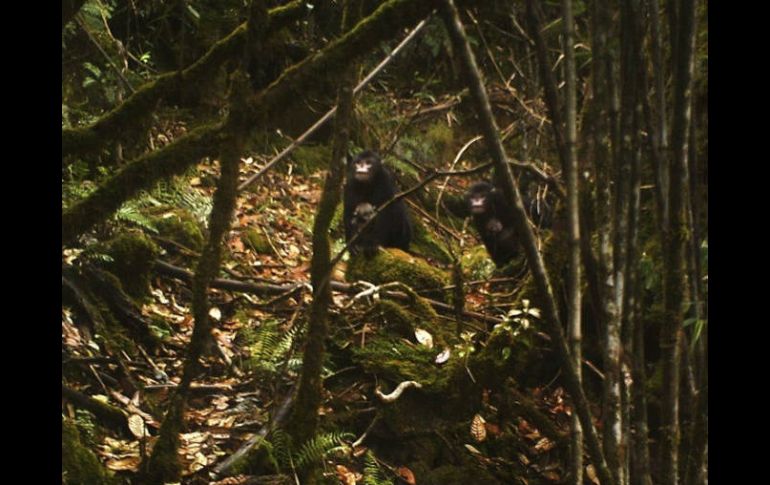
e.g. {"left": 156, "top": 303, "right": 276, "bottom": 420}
{"left": 660, "top": 0, "right": 696, "bottom": 483}
{"left": 143, "top": 3, "right": 265, "bottom": 479}
{"left": 646, "top": 0, "right": 670, "bottom": 230}
{"left": 144, "top": 105, "right": 246, "bottom": 484}
{"left": 288, "top": 0, "right": 357, "bottom": 451}
{"left": 624, "top": 4, "right": 653, "bottom": 484}
{"left": 440, "top": 2, "right": 614, "bottom": 484}
{"left": 562, "top": 0, "right": 583, "bottom": 482}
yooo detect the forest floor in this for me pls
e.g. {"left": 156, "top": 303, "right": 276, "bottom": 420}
{"left": 63, "top": 146, "right": 578, "bottom": 484}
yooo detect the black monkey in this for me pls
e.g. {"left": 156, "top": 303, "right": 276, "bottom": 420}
{"left": 344, "top": 150, "right": 412, "bottom": 256}
{"left": 465, "top": 180, "right": 555, "bottom": 267}
{"left": 465, "top": 181, "right": 520, "bottom": 267}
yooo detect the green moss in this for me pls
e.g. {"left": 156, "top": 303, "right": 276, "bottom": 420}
{"left": 226, "top": 440, "right": 280, "bottom": 476}
{"left": 346, "top": 248, "right": 449, "bottom": 300}
{"left": 290, "top": 144, "right": 332, "bottom": 176}
{"left": 100, "top": 231, "right": 160, "bottom": 300}
{"left": 424, "top": 121, "right": 454, "bottom": 163}
{"left": 243, "top": 227, "right": 275, "bottom": 255}
{"left": 350, "top": 335, "right": 448, "bottom": 392}
{"left": 410, "top": 218, "right": 453, "bottom": 264}
{"left": 461, "top": 245, "right": 497, "bottom": 279}
{"left": 154, "top": 209, "right": 205, "bottom": 252}
{"left": 62, "top": 417, "right": 117, "bottom": 485}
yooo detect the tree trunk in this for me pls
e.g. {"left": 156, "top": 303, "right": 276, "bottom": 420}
{"left": 562, "top": 0, "right": 584, "bottom": 482}
{"left": 441, "top": 2, "right": 614, "bottom": 484}
{"left": 288, "top": 0, "right": 357, "bottom": 452}
{"left": 659, "top": 0, "right": 696, "bottom": 483}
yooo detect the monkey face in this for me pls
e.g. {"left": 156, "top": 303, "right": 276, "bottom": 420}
{"left": 353, "top": 158, "right": 374, "bottom": 182}
{"left": 468, "top": 193, "right": 489, "bottom": 215}
{"left": 349, "top": 153, "right": 381, "bottom": 184}
{"left": 466, "top": 182, "right": 495, "bottom": 215}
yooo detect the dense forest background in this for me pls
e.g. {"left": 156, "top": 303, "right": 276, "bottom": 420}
{"left": 61, "top": 0, "right": 707, "bottom": 484}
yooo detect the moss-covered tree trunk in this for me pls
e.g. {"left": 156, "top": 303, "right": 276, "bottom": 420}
{"left": 62, "top": 0, "right": 441, "bottom": 247}
{"left": 143, "top": 0, "right": 261, "bottom": 471}
{"left": 439, "top": 1, "right": 614, "bottom": 484}
{"left": 287, "top": 0, "right": 358, "bottom": 455}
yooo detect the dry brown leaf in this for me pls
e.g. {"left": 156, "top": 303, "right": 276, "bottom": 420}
{"left": 534, "top": 437, "right": 556, "bottom": 453}
{"left": 471, "top": 414, "right": 487, "bottom": 442}
{"left": 127, "top": 414, "right": 147, "bottom": 439}
{"left": 335, "top": 465, "right": 358, "bottom": 485}
{"left": 542, "top": 470, "right": 560, "bottom": 481}
{"left": 105, "top": 456, "right": 141, "bottom": 471}
{"left": 397, "top": 466, "right": 416, "bottom": 485}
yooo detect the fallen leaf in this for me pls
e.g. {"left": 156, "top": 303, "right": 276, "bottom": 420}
{"left": 534, "top": 437, "right": 556, "bottom": 453}
{"left": 335, "top": 464, "right": 358, "bottom": 485}
{"left": 484, "top": 422, "right": 501, "bottom": 437}
{"left": 397, "top": 466, "right": 416, "bottom": 485}
{"left": 471, "top": 414, "right": 487, "bottom": 442}
{"left": 105, "top": 456, "right": 141, "bottom": 471}
{"left": 435, "top": 348, "right": 451, "bottom": 364}
{"left": 414, "top": 328, "right": 434, "bottom": 348}
{"left": 209, "top": 307, "right": 222, "bottom": 321}
{"left": 127, "top": 414, "right": 147, "bottom": 439}
{"left": 464, "top": 444, "right": 483, "bottom": 455}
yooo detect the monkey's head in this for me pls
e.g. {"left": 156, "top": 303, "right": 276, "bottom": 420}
{"left": 348, "top": 150, "right": 382, "bottom": 184}
{"left": 352, "top": 202, "right": 375, "bottom": 225}
{"left": 465, "top": 181, "right": 496, "bottom": 216}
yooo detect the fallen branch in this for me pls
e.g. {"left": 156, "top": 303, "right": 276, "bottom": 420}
{"left": 212, "top": 384, "right": 297, "bottom": 478}
{"left": 62, "top": 384, "right": 129, "bottom": 434}
{"left": 375, "top": 380, "right": 423, "bottom": 402}
{"left": 154, "top": 259, "right": 508, "bottom": 327}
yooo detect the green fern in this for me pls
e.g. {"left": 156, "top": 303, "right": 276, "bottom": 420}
{"left": 294, "top": 431, "right": 354, "bottom": 469}
{"left": 362, "top": 451, "right": 394, "bottom": 485}
{"left": 247, "top": 319, "right": 305, "bottom": 375}
{"left": 114, "top": 203, "right": 158, "bottom": 234}
{"left": 270, "top": 428, "right": 295, "bottom": 471}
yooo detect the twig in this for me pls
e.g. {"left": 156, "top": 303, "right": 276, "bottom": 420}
{"left": 434, "top": 135, "right": 484, "bottom": 219}
{"left": 375, "top": 380, "right": 423, "bottom": 402}
{"left": 75, "top": 15, "right": 135, "bottom": 94}
{"left": 352, "top": 414, "right": 381, "bottom": 448}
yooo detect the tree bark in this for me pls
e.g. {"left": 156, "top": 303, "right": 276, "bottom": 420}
{"left": 562, "top": 0, "right": 584, "bottom": 482}
{"left": 659, "top": 0, "right": 696, "bottom": 483}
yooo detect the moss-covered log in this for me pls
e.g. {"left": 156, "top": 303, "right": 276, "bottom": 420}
{"left": 62, "top": 122, "right": 223, "bottom": 246}
{"left": 61, "top": 0, "right": 308, "bottom": 159}
{"left": 346, "top": 248, "right": 449, "bottom": 300}
{"left": 62, "top": 417, "right": 118, "bottom": 485}
{"left": 62, "top": 0, "right": 440, "bottom": 246}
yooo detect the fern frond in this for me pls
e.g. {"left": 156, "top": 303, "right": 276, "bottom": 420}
{"left": 270, "top": 428, "right": 294, "bottom": 471}
{"left": 363, "top": 451, "right": 394, "bottom": 485}
{"left": 294, "top": 431, "right": 354, "bottom": 469}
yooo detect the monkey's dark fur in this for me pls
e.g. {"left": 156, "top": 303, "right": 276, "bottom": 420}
{"left": 344, "top": 150, "right": 412, "bottom": 256}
